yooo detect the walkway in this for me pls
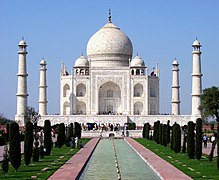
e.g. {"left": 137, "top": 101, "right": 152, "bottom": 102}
{"left": 48, "top": 138, "right": 100, "bottom": 180}
{"left": 125, "top": 137, "right": 192, "bottom": 180}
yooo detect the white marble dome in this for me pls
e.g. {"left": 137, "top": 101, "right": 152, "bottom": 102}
{"left": 74, "top": 55, "right": 89, "bottom": 67}
{"left": 19, "top": 39, "right": 27, "bottom": 46}
{"left": 192, "top": 39, "right": 201, "bottom": 47}
{"left": 131, "top": 55, "right": 145, "bottom": 67}
{"left": 87, "top": 21, "right": 133, "bottom": 67}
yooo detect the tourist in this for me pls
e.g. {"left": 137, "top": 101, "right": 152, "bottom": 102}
{"left": 210, "top": 133, "right": 216, "bottom": 145}
{"left": 203, "top": 134, "right": 208, "bottom": 148}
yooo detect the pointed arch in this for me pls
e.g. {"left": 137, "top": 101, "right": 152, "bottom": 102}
{"left": 63, "top": 101, "right": 70, "bottom": 115}
{"left": 134, "top": 83, "right": 143, "bottom": 97}
{"left": 76, "top": 101, "right": 86, "bottom": 115}
{"left": 76, "top": 83, "right": 86, "bottom": 97}
{"left": 63, "top": 84, "right": 70, "bottom": 97}
{"left": 134, "top": 101, "right": 143, "bottom": 115}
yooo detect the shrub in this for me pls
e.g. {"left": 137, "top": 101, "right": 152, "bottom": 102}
{"left": 154, "top": 121, "right": 160, "bottom": 144}
{"left": 196, "top": 118, "right": 203, "bottom": 160}
{"left": 24, "top": 121, "right": 33, "bottom": 166}
{"left": 44, "top": 120, "right": 51, "bottom": 155}
{"left": 128, "top": 123, "right": 136, "bottom": 130}
{"left": 9, "top": 122, "right": 21, "bottom": 171}
{"left": 187, "top": 121, "right": 195, "bottom": 159}
{"left": 32, "top": 147, "right": 39, "bottom": 162}
{"left": 57, "top": 123, "right": 65, "bottom": 148}
{"left": 210, "top": 123, "right": 214, "bottom": 131}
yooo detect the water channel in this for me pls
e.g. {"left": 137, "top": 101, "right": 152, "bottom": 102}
{"left": 79, "top": 138, "right": 160, "bottom": 180}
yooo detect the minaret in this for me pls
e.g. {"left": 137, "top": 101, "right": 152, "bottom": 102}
{"left": 191, "top": 39, "right": 202, "bottom": 116}
{"left": 171, "top": 59, "right": 180, "bottom": 115}
{"left": 38, "top": 59, "right": 48, "bottom": 115}
{"left": 15, "top": 38, "right": 28, "bottom": 125}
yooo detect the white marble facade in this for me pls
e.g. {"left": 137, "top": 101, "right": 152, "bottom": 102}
{"left": 60, "top": 19, "right": 159, "bottom": 118}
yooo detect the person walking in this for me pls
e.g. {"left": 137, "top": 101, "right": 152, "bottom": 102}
{"left": 203, "top": 134, "right": 208, "bottom": 148}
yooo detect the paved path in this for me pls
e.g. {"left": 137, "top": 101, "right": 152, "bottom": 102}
{"left": 202, "top": 142, "right": 217, "bottom": 157}
{"left": 48, "top": 138, "right": 100, "bottom": 180}
{"left": 125, "top": 137, "right": 192, "bottom": 180}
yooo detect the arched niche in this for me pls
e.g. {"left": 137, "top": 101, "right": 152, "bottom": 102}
{"left": 63, "top": 101, "right": 70, "bottom": 115}
{"left": 76, "top": 83, "right": 86, "bottom": 97}
{"left": 76, "top": 101, "right": 86, "bottom": 115}
{"left": 98, "top": 81, "right": 121, "bottom": 115}
{"left": 134, "top": 101, "right": 143, "bottom": 115}
{"left": 134, "top": 83, "right": 143, "bottom": 97}
{"left": 63, "top": 84, "right": 70, "bottom": 97}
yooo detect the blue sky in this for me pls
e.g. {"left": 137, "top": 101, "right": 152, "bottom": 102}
{"left": 0, "top": 0, "right": 219, "bottom": 119}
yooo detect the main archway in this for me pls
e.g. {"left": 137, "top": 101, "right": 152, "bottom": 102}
{"left": 98, "top": 81, "right": 121, "bottom": 115}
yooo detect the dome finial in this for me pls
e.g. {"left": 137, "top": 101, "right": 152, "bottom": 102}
{"left": 108, "top": 9, "right": 111, "bottom": 23}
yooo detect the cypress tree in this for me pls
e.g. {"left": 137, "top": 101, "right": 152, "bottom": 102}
{"left": 153, "top": 121, "right": 157, "bottom": 142}
{"left": 166, "top": 120, "right": 171, "bottom": 144}
{"left": 142, "top": 123, "right": 146, "bottom": 138}
{"left": 182, "top": 125, "right": 188, "bottom": 153}
{"left": 174, "top": 123, "right": 181, "bottom": 153}
{"left": 162, "top": 124, "right": 167, "bottom": 147}
{"left": 44, "top": 120, "right": 51, "bottom": 155}
{"left": 187, "top": 121, "right": 195, "bottom": 159}
{"left": 9, "top": 122, "right": 21, "bottom": 171}
{"left": 170, "top": 123, "right": 175, "bottom": 150}
{"left": 145, "top": 123, "right": 150, "bottom": 140}
{"left": 24, "top": 121, "right": 33, "bottom": 166}
{"left": 156, "top": 121, "right": 160, "bottom": 144}
{"left": 159, "top": 123, "right": 163, "bottom": 145}
{"left": 196, "top": 118, "right": 203, "bottom": 160}
{"left": 68, "top": 123, "right": 73, "bottom": 141}
{"left": 57, "top": 123, "right": 65, "bottom": 148}
{"left": 32, "top": 123, "right": 39, "bottom": 162}
{"left": 74, "top": 122, "right": 82, "bottom": 139}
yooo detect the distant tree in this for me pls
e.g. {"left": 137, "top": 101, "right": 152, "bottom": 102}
{"left": 156, "top": 121, "right": 160, "bottom": 144}
{"left": 74, "top": 122, "right": 82, "bottom": 139}
{"left": 210, "top": 123, "right": 214, "bottom": 131}
{"left": 9, "top": 122, "right": 21, "bottom": 171}
{"left": 24, "top": 121, "right": 33, "bottom": 166}
{"left": 174, "top": 123, "right": 181, "bottom": 153}
{"left": 2, "top": 145, "right": 9, "bottom": 174}
{"left": 68, "top": 123, "right": 73, "bottom": 143}
{"left": 145, "top": 123, "right": 150, "bottom": 140}
{"left": 153, "top": 122, "right": 157, "bottom": 142}
{"left": 166, "top": 120, "right": 171, "bottom": 145}
{"left": 182, "top": 125, "right": 188, "bottom": 153}
{"left": 159, "top": 123, "right": 163, "bottom": 145}
{"left": 57, "top": 123, "right": 65, "bottom": 148}
{"left": 199, "top": 86, "right": 219, "bottom": 169}
{"left": 0, "top": 113, "right": 12, "bottom": 125}
{"left": 142, "top": 123, "right": 146, "bottom": 138}
{"left": 187, "top": 121, "right": 195, "bottom": 159}
{"left": 32, "top": 122, "right": 39, "bottom": 162}
{"left": 162, "top": 124, "right": 167, "bottom": 147}
{"left": 196, "top": 118, "right": 203, "bottom": 160}
{"left": 44, "top": 120, "right": 51, "bottom": 155}
{"left": 170, "top": 123, "right": 176, "bottom": 150}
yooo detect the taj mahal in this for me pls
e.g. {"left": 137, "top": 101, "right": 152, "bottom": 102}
{"left": 15, "top": 12, "right": 203, "bottom": 127}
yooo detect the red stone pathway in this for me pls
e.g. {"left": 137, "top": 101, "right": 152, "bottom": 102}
{"left": 125, "top": 137, "right": 192, "bottom": 180}
{"left": 48, "top": 138, "right": 100, "bottom": 180}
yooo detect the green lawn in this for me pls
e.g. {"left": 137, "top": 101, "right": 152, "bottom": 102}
{"left": 0, "top": 138, "right": 90, "bottom": 179}
{"left": 135, "top": 138, "right": 219, "bottom": 180}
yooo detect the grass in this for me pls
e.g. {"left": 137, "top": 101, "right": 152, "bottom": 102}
{"left": 135, "top": 138, "right": 219, "bottom": 180}
{"left": 0, "top": 138, "right": 90, "bottom": 179}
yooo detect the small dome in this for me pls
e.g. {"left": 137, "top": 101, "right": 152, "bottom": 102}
{"left": 172, "top": 59, "right": 179, "bottom": 65}
{"left": 19, "top": 39, "right": 27, "bottom": 46}
{"left": 74, "top": 55, "right": 89, "bottom": 67}
{"left": 192, "top": 39, "right": 201, "bottom": 47}
{"left": 40, "top": 58, "right": 47, "bottom": 65}
{"left": 130, "top": 55, "right": 145, "bottom": 67}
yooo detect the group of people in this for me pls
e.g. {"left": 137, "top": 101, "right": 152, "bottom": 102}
{"left": 202, "top": 133, "right": 216, "bottom": 148}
